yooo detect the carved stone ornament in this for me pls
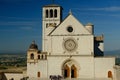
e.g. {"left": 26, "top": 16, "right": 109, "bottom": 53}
{"left": 63, "top": 38, "right": 77, "bottom": 52}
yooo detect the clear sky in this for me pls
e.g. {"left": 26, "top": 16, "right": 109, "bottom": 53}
{"left": 0, "top": 0, "right": 120, "bottom": 53}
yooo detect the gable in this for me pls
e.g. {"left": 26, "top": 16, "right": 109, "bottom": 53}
{"left": 50, "top": 14, "right": 91, "bottom": 36}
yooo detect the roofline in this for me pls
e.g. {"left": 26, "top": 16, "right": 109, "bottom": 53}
{"left": 43, "top": 4, "right": 62, "bottom": 8}
{"left": 48, "top": 13, "right": 71, "bottom": 36}
{"left": 48, "top": 13, "right": 86, "bottom": 36}
{"left": 0, "top": 71, "right": 23, "bottom": 73}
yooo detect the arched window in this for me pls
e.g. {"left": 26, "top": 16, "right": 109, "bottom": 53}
{"left": 54, "top": 9, "right": 57, "bottom": 17}
{"left": 46, "top": 10, "right": 48, "bottom": 18}
{"left": 45, "top": 55, "right": 47, "bottom": 59}
{"left": 41, "top": 55, "right": 44, "bottom": 59}
{"left": 71, "top": 65, "right": 77, "bottom": 78}
{"left": 30, "top": 53, "right": 34, "bottom": 59}
{"left": 50, "top": 9, "right": 53, "bottom": 18}
{"left": 62, "top": 59, "right": 79, "bottom": 78}
{"left": 38, "top": 72, "right": 40, "bottom": 77}
{"left": 38, "top": 55, "right": 40, "bottom": 59}
{"left": 108, "top": 71, "right": 113, "bottom": 78}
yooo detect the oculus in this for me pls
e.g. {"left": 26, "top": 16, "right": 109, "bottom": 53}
{"left": 67, "top": 26, "right": 73, "bottom": 32}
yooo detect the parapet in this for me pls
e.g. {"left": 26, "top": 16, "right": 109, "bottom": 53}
{"left": 94, "top": 35, "right": 104, "bottom": 42}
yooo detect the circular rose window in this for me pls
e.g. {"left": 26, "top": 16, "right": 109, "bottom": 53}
{"left": 63, "top": 38, "right": 77, "bottom": 52}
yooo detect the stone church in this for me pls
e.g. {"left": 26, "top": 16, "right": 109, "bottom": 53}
{"left": 27, "top": 3, "right": 116, "bottom": 80}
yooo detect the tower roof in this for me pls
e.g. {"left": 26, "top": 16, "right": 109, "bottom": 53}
{"left": 43, "top": 4, "right": 61, "bottom": 7}
{"left": 29, "top": 41, "right": 38, "bottom": 50}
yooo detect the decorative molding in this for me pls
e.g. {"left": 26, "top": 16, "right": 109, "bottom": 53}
{"left": 51, "top": 34, "right": 93, "bottom": 36}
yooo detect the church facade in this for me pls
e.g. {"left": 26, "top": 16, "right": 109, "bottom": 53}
{"left": 27, "top": 4, "right": 116, "bottom": 80}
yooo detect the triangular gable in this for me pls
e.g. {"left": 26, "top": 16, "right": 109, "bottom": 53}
{"left": 50, "top": 14, "right": 90, "bottom": 36}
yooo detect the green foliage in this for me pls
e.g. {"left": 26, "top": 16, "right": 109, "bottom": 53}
{"left": 0, "top": 66, "right": 8, "bottom": 69}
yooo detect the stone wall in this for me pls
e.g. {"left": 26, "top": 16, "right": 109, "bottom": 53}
{"left": 4, "top": 72, "right": 23, "bottom": 80}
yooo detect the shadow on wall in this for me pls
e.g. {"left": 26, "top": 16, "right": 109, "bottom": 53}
{"left": 0, "top": 73, "right": 7, "bottom": 80}
{"left": 94, "top": 41, "right": 104, "bottom": 57}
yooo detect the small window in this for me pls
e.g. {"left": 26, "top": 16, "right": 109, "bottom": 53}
{"left": 54, "top": 9, "right": 57, "bottom": 17}
{"left": 38, "top": 72, "right": 40, "bottom": 77}
{"left": 108, "top": 71, "right": 113, "bottom": 78}
{"left": 30, "top": 53, "right": 34, "bottom": 59}
{"left": 45, "top": 55, "right": 47, "bottom": 59}
{"left": 41, "top": 55, "right": 44, "bottom": 59}
{"left": 67, "top": 26, "right": 73, "bottom": 32}
{"left": 38, "top": 55, "right": 40, "bottom": 59}
{"left": 50, "top": 9, "right": 53, "bottom": 18}
{"left": 46, "top": 10, "right": 48, "bottom": 18}
{"left": 46, "top": 23, "right": 49, "bottom": 28}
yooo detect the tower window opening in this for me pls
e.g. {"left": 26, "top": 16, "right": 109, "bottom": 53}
{"left": 54, "top": 9, "right": 57, "bottom": 17}
{"left": 41, "top": 55, "right": 44, "bottom": 59}
{"left": 50, "top": 9, "right": 53, "bottom": 18}
{"left": 45, "top": 55, "right": 47, "bottom": 59}
{"left": 30, "top": 53, "right": 34, "bottom": 59}
{"left": 46, "top": 10, "right": 48, "bottom": 18}
{"left": 46, "top": 23, "right": 49, "bottom": 28}
{"left": 38, "top": 55, "right": 40, "bottom": 59}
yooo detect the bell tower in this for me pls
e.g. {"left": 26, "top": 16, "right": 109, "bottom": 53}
{"left": 42, "top": 4, "right": 63, "bottom": 51}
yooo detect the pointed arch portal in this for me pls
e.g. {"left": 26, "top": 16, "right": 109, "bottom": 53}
{"left": 62, "top": 59, "right": 79, "bottom": 78}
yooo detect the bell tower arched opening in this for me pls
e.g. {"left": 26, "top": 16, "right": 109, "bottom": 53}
{"left": 30, "top": 53, "right": 34, "bottom": 59}
{"left": 50, "top": 9, "right": 53, "bottom": 18}
{"left": 45, "top": 10, "right": 48, "bottom": 18}
{"left": 54, "top": 9, "right": 57, "bottom": 17}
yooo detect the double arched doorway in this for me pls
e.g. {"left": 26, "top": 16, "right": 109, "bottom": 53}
{"left": 62, "top": 59, "right": 79, "bottom": 78}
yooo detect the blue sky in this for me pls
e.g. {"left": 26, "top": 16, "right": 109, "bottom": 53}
{"left": 0, "top": 0, "right": 120, "bottom": 53}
